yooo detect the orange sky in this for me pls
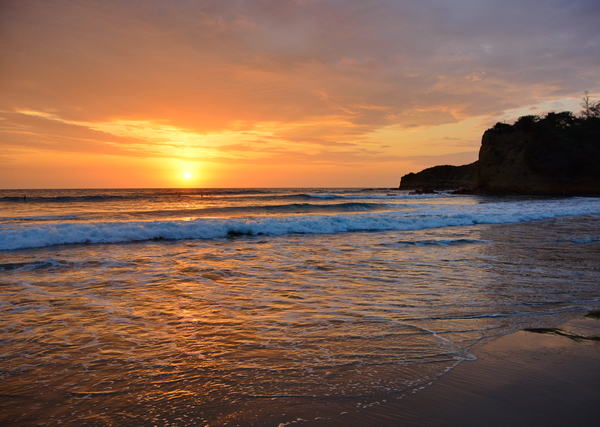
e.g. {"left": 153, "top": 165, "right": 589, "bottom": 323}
{"left": 1, "top": 0, "right": 599, "bottom": 188}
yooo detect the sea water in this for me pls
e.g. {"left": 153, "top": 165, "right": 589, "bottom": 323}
{"left": 1, "top": 188, "right": 599, "bottom": 426}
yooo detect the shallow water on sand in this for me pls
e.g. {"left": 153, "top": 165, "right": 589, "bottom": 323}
{"left": 1, "top": 190, "right": 600, "bottom": 425}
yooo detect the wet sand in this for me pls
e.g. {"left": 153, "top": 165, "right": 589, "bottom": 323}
{"left": 347, "top": 312, "right": 600, "bottom": 427}
{"left": 207, "top": 313, "right": 600, "bottom": 426}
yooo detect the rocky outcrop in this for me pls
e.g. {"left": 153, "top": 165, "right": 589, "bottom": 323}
{"left": 477, "top": 122, "right": 600, "bottom": 195}
{"left": 400, "top": 112, "right": 600, "bottom": 195}
{"left": 399, "top": 162, "right": 478, "bottom": 191}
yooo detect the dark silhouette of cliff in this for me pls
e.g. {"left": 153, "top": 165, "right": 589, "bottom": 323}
{"left": 399, "top": 111, "right": 600, "bottom": 195}
{"left": 478, "top": 112, "right": 600, "bottom": 195}
{"left": 399, "top": 162, "right": 478, "bottom": 191}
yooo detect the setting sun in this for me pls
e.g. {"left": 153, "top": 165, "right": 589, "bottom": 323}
{"left": 1, "top": 1, "right": 600, "bottom": 426}
{"left": 0, "top": 0, "right": 596, "bottom": 190}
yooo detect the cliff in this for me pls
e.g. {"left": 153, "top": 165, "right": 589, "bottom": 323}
{"left": 478, "top": 114, "right": 600, "bottom": 195}
{"left": 399, "top": 112, "right": 600, "bottom": 195}
{"left": 399, "top": 162, "right": 478, "bottom": 190}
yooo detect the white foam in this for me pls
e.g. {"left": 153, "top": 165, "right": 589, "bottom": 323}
{"left": 1, "top": 198, "right": 599, "bottom": 250}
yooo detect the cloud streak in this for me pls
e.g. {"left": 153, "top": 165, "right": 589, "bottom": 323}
{"left": 1, "top": 0, "right": 599, "bottom": 186}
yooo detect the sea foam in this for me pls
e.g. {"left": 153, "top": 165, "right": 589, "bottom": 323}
{"left": 1, "top": 198, "right": 599, "bottom": 250}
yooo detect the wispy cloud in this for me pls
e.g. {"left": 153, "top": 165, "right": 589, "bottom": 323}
{"left": 1, "top": 0, "right": 599, "bottom": 186}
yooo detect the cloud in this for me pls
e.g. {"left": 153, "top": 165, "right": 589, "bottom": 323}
{"left": 0, "top": 111, "right": 160, "bottom": 157}
{"left": 1, "top": 0, "right": 599, "bottom": 170}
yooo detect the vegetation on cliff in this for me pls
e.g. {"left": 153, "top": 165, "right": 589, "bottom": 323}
{"left": 400, "top": 93, "right": 600, "bottom": 195}
{"left": 486, "top": 100, "right": 600, "bottom": 186}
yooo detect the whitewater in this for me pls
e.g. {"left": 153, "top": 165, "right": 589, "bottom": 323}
{"left": 1, "top": 189, "right": 600, "bottom": 251}
{"left": 1, "top": 188, "right": 600, "bottom": 426}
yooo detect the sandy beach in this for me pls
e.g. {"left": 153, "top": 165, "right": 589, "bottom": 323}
{"left": 196, "top": 312, "right": 600, "bottom": 426}
{"left": 338, "top": 312, "right": 600, "bottom": 427}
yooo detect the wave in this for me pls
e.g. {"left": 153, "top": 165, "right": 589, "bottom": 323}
{"left": 0, "top": 194, "right": 149, "bottom": 204}
{"left": 0, "top": 215, "right": 83, "bottom": 223}
{"left": 0, "top": 202, "right": 394, "bottom": 224}
{"left": 248, "top": 201, "right": 390, "bottom": 214}
{"left": 0, "top": 258, "right": 73, "bottom": 272}
{"left": 570, "top": 237, "right": 600, "bottom": 244}
{"left": 0, "top": 190, "right": 434, "bottom": 205}
{"left": 0, "top": 189, "right": 274, "bottom": 204}
{"left": 296, "top": 193, "right": 438, "bottom": 200}
{"left": 395, "top": 239, "right": 484, "bottom": 246}
{"left": 2, "top": 201, "right": 600, "bottom": 250}
{"left": 158, "top": 201, "right": 391, "bottom": 216}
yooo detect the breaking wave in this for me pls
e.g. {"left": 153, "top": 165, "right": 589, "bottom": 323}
{"left": 2, "top": 199, "right": 600, "bottom": 250}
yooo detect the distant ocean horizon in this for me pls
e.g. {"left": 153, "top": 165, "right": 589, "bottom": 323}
{"left": 2, "top": 188, "right": 600, "bottom": 425}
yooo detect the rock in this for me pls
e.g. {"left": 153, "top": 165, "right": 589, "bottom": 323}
{"left": 400, "top": 112, "right": 600, "bottom": 196}
{"left": 408, "top": 188, "right": 438, "bottom": 195}
{"left": 399, "top": 162, "right": 478, "bottom": 191}
{"left": 477, "top": 116, "right": 600, "bottom": 195}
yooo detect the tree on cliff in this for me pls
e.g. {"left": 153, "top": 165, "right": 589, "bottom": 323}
{"left": 492, "top": 92, "right": 600, "bottom": 133}
{"left": 486, "top": 95, "right": 600, "bottom": 186}
{"left": 402, "top": 92, "right": 600, "bottom": 195}
{"left": 491, "top": 92, "right": 600, "bottom": 135}
{"left": 581, "top": 91, "right": 600, "bottom": 119}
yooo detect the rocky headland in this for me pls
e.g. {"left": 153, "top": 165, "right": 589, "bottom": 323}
{"left": 398, "top": 162, "right": 478, "bottom": 192}
{"left": 400, "top": 111, "right": 600, "bottom": 196}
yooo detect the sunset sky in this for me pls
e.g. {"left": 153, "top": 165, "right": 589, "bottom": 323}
{"left": 1, "top": 0, "right": 599, "bottom": 188}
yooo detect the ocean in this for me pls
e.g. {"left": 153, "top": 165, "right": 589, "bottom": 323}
{"left": 1, "top": 188, "right": 599, "bottom": 426}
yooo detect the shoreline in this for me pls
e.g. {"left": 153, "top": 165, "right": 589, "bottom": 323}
{"left": 336, "top": 311, "right": 600, "bottom": 427}
{"left": 2, "top": 208, "right": 599, "bottom": 427}
{"left": 207, "top": 312, "right": 600, "bottom": 426}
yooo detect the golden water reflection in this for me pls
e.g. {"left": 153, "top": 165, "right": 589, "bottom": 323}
{"left": 1, "top": 216, "right": 600, "bottom": 425}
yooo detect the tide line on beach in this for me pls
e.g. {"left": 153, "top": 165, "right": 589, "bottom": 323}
{"left": 344, "top": 311, "right": 600, "bottom": 427}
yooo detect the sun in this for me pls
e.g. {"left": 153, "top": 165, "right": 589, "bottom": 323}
{"left": 183, "top": 172, "right": 192, "bottom": 180}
